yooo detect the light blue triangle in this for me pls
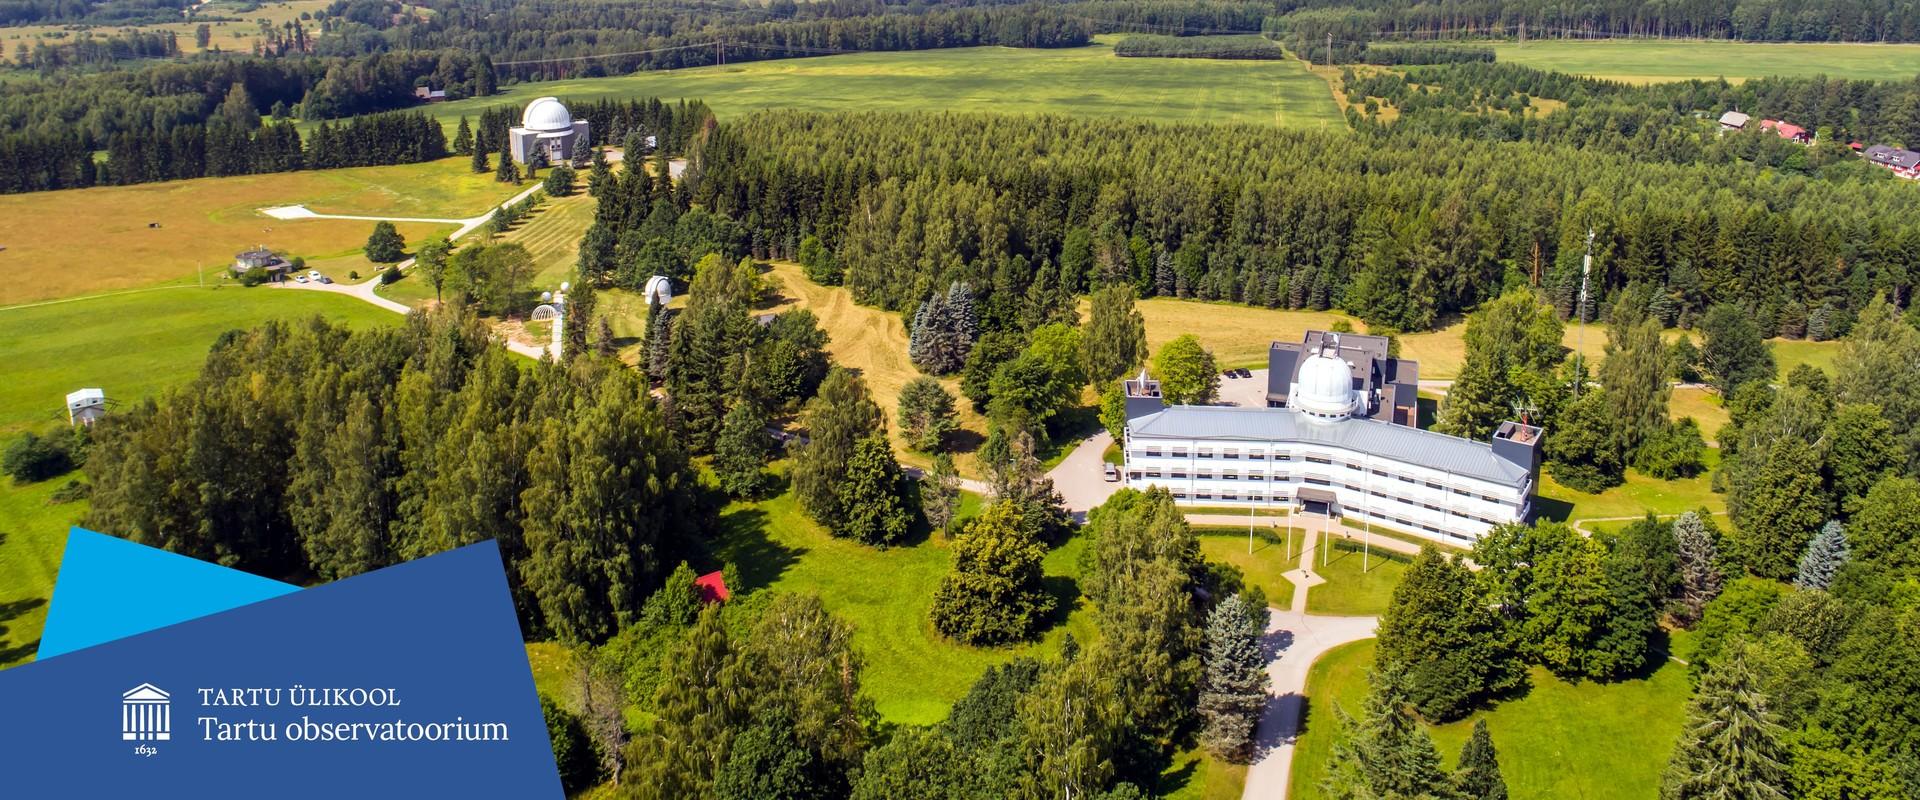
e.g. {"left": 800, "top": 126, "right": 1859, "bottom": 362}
{"left": 37, "top": 527, "right": 298, "bottom": 659}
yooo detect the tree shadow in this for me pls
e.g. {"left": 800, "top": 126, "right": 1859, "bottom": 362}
{"left": 945, "top": 428, "right": 986, "bottom": 456}
{"left": 1531, "top": 495, "right": 1574, "bottom": 523}
{"left": 1417, "top": 397, "right": 1439, "bottom": 428}
{"left": 0, "top": 596, "right": 48, "bottom": 668}
{"left": 1153, "top": 755, "right": 1200, "bottom": 797}
{"left": 708, "top": 507, "right": 801, "bottom": 592}
{"left": 1038, "top": 575, "right": 1082, "bottom": 632}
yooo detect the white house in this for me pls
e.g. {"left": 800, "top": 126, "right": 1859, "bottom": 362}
{"left": 1120, "top": 337, "right": 1543, "bottom": 545}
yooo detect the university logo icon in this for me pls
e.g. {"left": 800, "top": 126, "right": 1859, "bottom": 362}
{"left": 122, "top": 683, "right": 170, "bottom": 741}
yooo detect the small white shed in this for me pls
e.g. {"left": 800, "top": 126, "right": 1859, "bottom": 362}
{"left": 67, "top": 388, "right": 106, "bottom": 425}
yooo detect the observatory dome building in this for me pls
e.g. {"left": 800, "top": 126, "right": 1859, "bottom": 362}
{"left": 1118, "top": 330, "right": 1544, "bottom": 545}
{"left": 506, "top": 97, "right": 590, "bottom": 166}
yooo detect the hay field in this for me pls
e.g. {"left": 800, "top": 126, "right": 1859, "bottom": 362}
{"left": 431, "top": 38, "right": 1345, "bottom": 132}
{"left": 0, "top": 0, "right": 330, "bottom": 61}
{"left": 0, "top": 158, "right": 520, "bottom": 305}
{"left": 1492, "top": 39, "right": 1920, "bottom": 83}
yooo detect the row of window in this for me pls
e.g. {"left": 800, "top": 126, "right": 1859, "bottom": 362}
{"left": 1126, "top": 466, "right": 1517, "bottom": 507}
{"left": 1121, "top": 448, "right": 1528, "bottom": 498}
{"left": 1347, "top": 507, "right": 1481, "bottom": 543}
{"left": 1133, "top": 473, "right": 1512, "bottom": 527}
{"left": 1160, "top": 491, "right": 1493, "bottom": 538}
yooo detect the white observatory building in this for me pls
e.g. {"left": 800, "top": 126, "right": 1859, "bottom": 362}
{"left": 1119, "top": 331, "right": 1544, "bottom": 545}
{"left": 506, "top": 97, "right": 590, "bottom": 166}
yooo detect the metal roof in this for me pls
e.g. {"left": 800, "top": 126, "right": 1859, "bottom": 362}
{"left": 1127, "top": 405, "right": 1530, "bottom": 487}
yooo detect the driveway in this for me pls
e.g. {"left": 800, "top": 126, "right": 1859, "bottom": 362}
{"left": 1047, "top": 432, "right": 1119, "bottom": 516}
{"left": 1218, "top": 368, "right": 1271, "bottom": 408}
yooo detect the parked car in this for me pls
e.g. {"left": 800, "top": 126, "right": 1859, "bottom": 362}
{"left": 308, "top": 270, "right": 323, "bottom": 281}
{"left": 318, "top": 276, "right": 334, "bottom": 284}
{"left": 294, "top": 275, "right": 309, "bottom": 283}
{"left": 1103, "top": 463, "right": 1120, "bottom": 482}
{"left": 1236, "top": 368, "right": 1253, "bottom": 378}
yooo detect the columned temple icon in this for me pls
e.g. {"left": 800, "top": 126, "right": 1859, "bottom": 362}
{"left": 122, "top": 683, "right": 171, "bottom": 741}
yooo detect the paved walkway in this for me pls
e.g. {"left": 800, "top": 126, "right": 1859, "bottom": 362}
{"left": 1241, "top": 517, "right": 1381, "bottom": 800}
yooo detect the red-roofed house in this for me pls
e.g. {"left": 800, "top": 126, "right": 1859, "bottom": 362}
{"left": 694, "top": 571, "right": 731, "bottom": 604}
{"left": 1760, "top": 119, "right": 1812, "bottom": 143}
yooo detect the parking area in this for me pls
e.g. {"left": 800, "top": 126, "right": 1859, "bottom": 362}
{"left": 1217, "top": 367, "right": 1271, "bottom": 408}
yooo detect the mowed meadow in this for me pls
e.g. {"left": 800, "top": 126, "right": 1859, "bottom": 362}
{"left": 428, "top": 38, "right": 1346, "bottom": 131}
{"left": 1492, "top": 39, "right": 1920, "bottom": 83}
{"left": 0, "top": 157, "right": 522, "bottom": 305}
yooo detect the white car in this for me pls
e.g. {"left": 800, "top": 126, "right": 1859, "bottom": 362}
{"left": 308, "top": 270, "right": 323, "bottom": 281}
{"left": 294, "top": 275, "right": 309, "bottom": 283}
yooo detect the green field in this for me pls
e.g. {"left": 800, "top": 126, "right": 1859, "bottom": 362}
{"left": 711, "top": 478, "right": 1096, "bottom": 724}
{"left": 0, "top": 157, "right": 515, "bottom": 305}
{"left": 1536, "top": 448, "right": 1725, "bottom": 525}
{"left": 1304, "top": 538, "right": 1412, "bottom": 616}
{"left": 1198, "top": 528, "right": 1303, "bottom": 611}
{"left": 432, "top": 39, "right": 1344, "bottom": 132}
{"left": 1289, "top": 639, "right": 1691, "bottom": 800}
{"left": 1493, "top": 39, "right": 1920, "bottom": 83}
{"left": 0, "top": 287, "right": 403, "bottom": 668}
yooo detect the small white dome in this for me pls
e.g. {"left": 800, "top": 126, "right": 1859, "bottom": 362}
{"left": 521, "top": 97, "right": 574, "bottom": 132}
{"left": 1293, "top": 353, "right": 1357, "bottom": 418}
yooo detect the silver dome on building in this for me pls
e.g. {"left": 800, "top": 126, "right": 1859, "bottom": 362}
{"left": 1291, "top": 350, "right": 1358, "bottom": 419}
{"left": 520, "top": 97, "right": 574, "bottom": 132}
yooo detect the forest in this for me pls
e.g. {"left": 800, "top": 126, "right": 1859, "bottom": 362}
{"left": 693, "top": 109, "right": 1920, "bottom": 336}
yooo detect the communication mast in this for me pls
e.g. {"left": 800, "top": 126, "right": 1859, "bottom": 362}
{"left": 1572, "top": 228, "right": 1594, "bottom": 399}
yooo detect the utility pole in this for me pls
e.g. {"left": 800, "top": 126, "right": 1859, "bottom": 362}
{"left": 1573, "top": 227, "right": 1594, "bottom": 400}
{"left": 1518, "top": 20, "right": 1527, "bottom": 48}
{"left": 1327, "top": 32, "right": 1334, "bottom": 66}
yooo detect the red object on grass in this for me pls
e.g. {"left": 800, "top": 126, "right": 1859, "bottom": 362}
{"left": 694, "top": 571, "right": 731, "bottom": 604}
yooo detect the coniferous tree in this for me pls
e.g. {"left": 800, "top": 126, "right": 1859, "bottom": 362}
{"left": 1436, "top": 290, "right": 1565, "bottom": 440}
{"left": 1454, "top": 720, "right": 1508, "bottom": 800}
{"left": 897, "top": 376, "right": 957, "bottom": 452}
{"left": 452, "top": 116, "right": 473, "bottom": 155}
{"left": 1197, "top": 593, "right": 1267, "bottom": 761}
{"left": 714, "top": 399, "right": 775, "bottom": 499}
{"left": 930, "top": 502, "right": 1055, "bottom": 644}
{"left": 921, "top": 451, "right": 961, "bottom": 536}
{"left": 643, "top": 303, "right": 675, "bottom": 382}
{"left": 1322, "top": 664, "right": 1454, "bottom": 800}
{"left": 470, "top": 143, "right": 489, "bottom": 174}
{"left": 1730, "top": 436, "right": 1829, "bottom": 580}
{"left": 1660, "top": 650, "right": 1791, "bottom": 800}
{"left": 1793, "top": 521, "right": 1850, "bottom": 591}
{"left": 1672, "top": 512, "right": 1725, "bottom": 626}
{"left": 495, "top": 140, "right": 519, "bottom": 183}
{"left": 1600, "top": 305, "right": 1671, "bottom": 461}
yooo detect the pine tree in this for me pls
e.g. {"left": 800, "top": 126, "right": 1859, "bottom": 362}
{"left": 714, "top": 399, "right": 775, "bottom": 499}
{"left": 1660, "top": 650, "right": 1791, "bottom": 800}
{"left": 1793, "top": 520, "right": 1850, "bottom": 591}
{"left": 1197, "top": 593, "right": 1267, "bottom": 762}
{"left": 470, "top": 143, "right": 488, "bottom": 174}
{"left": 644, "top": 304, "right": 675, "bottom": 383}
{"left": 594, "top": 316, "right": 616, "bottom": 358}
{"left": 452, "top": 116, "right": 473, "bottom": 155}
{"left": 1454, "top": 719, "right": 1508, "bottom": 800}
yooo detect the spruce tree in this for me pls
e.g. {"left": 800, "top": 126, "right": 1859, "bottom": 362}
{"left": 1197, "top": 593, "right": 1267, "bottom": 761}
{"left": 1660, "top": 650, "right": 1791, "bottom": 800}
{"left": 1323, "top": 664, "right": 1454, "bottom": 799}
{"left": 1436, "top": 290, "right": 1566, "bottom": 440}
{"left": 643, "top": 303, "right": 675, "bottom": 383}
{"left": 1672, "top": 512, "right": 1724, "bottom": 625}
{"left": 897, "top": 376, "right": 957, "bottom": 452}
{"left": 495, "top": 140, "right": 518, "bottom": 183}
{"left": 1454, "top": 719, "right": 1508, "bottom": 800}
{"left": 714, "top": 399, "right": 775, "bottom": 499}
{"left": 1793, "top": 520, "right": 1850, "bottom": 591}
{"left": 452, "top": 116, "right": 473, "bottom": 155}
{"left": 470, "top": 143, "right": 488, "bottom": 174}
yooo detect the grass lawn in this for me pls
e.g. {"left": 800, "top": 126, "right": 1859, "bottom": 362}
{"left": 1770, "top": 337, "right": 1840, "bottom": 378}
{"left": 710, "top": 481, "right": 1095, "bottom": 724}
{"left": 1159, "top": 745, "right": 1249, "bottom": 800}
{"left": 0, "top": 157, "right": 516, "bottom": 305}
{"left": 1290, "top": 638, "right": 1691, "bottom": 800}
{"left": 0, "top": 286, "right": 402, "bottom": 437}
{"left": 1196, "top": 528, "right": 1302, "bottom": 611}
{"left": 0, "top": 0, "right": 330, "bottom": 58}
{"left": 0, "top": 472, "right": 83, "bottom": 668}
{"left": 0, "top": 287, "right": 403, "bottom": 670}
{"left": 501, "top": 186, "right": 598, "bottom": 289}
{"left": 1492, "top": 39, "right": 1920, "bottom": 83}
{"left": 432, "top": 38, "right": 1345, "bottom": 133}
{"left": 1304, "top": 538, "right": 1411, "bottom": 616}
{"left": 1535, "top": 448, "right": 1724, "bottom": 524}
